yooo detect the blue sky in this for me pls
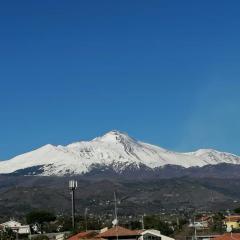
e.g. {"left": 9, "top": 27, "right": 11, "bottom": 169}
{"left": 0, "top": 0, "right": 240, "bottom": 159}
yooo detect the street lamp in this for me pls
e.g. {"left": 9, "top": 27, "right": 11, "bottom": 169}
{"left": 69, "top": 180, "right": 78, "bottom": 229}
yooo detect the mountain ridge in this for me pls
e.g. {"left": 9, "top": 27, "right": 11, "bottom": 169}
{"left": 0, "top": 130, "right": 240, "bottom": 176}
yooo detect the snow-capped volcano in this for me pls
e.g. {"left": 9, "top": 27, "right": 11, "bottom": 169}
{"left": 0, "top": 130, "right": 240, "bottom": 176}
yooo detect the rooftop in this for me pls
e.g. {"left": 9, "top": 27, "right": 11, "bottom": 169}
{"left": 225, "top": 216, "right": 240, "bottom": 222}
{"left": 214, "top": 233, "right": 240, "bottom": 240}
{"left": 68, "top": 230, "right": 99, "bottom": 240}
{"left": 96, "top": 226, "right": 142, "bottom": 238}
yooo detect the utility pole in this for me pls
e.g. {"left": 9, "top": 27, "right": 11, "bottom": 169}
{"left": 69, "top": 180, "right": 78, "bottom": 230}
{"left": 141, "top": 215, "right": 145, "bottom": 230}
{"left": 176, "top": 217, "right": 179, "bottom": 230}
{"left": 113, "top": 192, "right": 119, "bottom": 240}
{"left": 194, "top": 216, "right": 197, "bottom": 240}
{"left": 84, "top": 208, "right": 88, "bottom": 231}
{"left": 114, "top": 192, "right": 118, "bottom": 227}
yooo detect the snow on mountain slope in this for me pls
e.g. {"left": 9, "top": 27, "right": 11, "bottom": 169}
{"left": 0, "top": 130, "right": 240, "bottom": 176}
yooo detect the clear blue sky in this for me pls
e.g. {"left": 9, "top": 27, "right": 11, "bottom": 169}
{"left": 1, "top": 0, "right": 240, "bottom": 159}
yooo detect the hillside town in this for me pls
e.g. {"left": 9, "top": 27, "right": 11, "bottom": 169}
{"left": 1, "top": 182, "right": 240, "bottom": 240}
{"left": 1, "top": 212, "right": 240, "bottom": 240}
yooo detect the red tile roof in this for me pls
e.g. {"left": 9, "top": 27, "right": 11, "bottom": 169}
{"left": 225, "top": 216, "right": 240, "bottom": 222}
{"left": 201, "top": 216, "right": 212, "bottom": 221}
{"left": 68, "top": 231, "right": 99, "bottom": 240}
{"left": 97, "top": 226, "right": 141, "bottom": 238}
{"left": 133, "top": 230, "right": 144, "bottom": 235}
{"left": 214, "top": 233, "right": 240, "bottom": 240}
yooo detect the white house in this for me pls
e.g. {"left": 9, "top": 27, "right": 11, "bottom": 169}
{"left": 139, "top": 229, "right": 175, "bottom": 240}
{"left": 189, "top": 221, "right": 209, "bottom": 229}
{"left": 0, "top": 220, "right": 30, "bottom": 234}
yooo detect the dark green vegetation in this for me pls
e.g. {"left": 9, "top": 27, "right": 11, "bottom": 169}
{"left": 31, "top": 236, "right": 49, "bottom": 240}
{"left": 0, "top": 227, "right": 16, "bottom": 240}
{"left": 0, "top": 175, "right": 240, "bottom": 219}
{"left": 26, "top": 211, "right": 56, "bottom": 233}
{"left": 210, "top": 212, "right": 225, "bottom": 233}
{"left": 26, "top": 211, "right": 56, "bottom": 225}
{"left": 234, "top": 207, "right": 240, "bottom": 214}
{"left": 141, "top": 215, "right": 174, "bottom": 235}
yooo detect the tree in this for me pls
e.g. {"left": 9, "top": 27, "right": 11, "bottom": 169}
{"left": 211, "top": 212, "right": 225, "bottom": 233}
{"left": 33, "top": 235, "right": 49, "bottom": 240}
{"left": 234, "top": 207, "right": 240, "bottom": 214}
{"left": 127, "top": 220, "right": 142, "bottom": 230}
{"left": 26, "top": 210, "right": 56, "bottom": 233}
{"left": 143, "top": 215, "right": 174, "bottom": 236}
{"left": 0, "top": 227, "right": 15, "bottom": 240}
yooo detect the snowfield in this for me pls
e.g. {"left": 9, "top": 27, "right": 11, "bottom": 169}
{"left": 0, "top": 130, "right": 240, "bottom": 176}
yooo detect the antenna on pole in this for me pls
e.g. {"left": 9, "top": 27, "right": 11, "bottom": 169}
{"left": 112, "top": 192, "right": 119, "bottom": 240}
{"left": 114, "top": 192, "right": 118, "bottom": 226}
{"left": 194, "top": 216, "right": 197, "bottom": 240}
{"left": 141, "top": 214, "right": 145, "bottom": 230}
{"left": 69, "top": 180, "right": 78, "bottom": 230}
{"left": 85, "top": 208, "right": 88, "bottom": 232}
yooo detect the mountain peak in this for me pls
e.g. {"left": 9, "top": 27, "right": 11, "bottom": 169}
{"left": 1, "top": 131, "right": 240, "bottom": 176}
{"left": 103, "top": 130, "right": 129, "bottom": 137}
{"left": 93, "top": 130, "right": 136, "bottom": 144}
